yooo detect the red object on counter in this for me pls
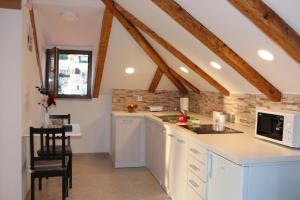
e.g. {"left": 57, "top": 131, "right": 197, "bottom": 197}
{"left": 178, "top": 115, "right": 188, "bottom": 122}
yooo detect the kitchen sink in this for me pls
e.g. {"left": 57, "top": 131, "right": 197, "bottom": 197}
{"left": 153, "top": 115, "right": 181, "bottom": 123}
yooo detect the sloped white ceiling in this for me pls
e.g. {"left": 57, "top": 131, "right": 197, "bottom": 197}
{"left": 101, "top": 18, "right": 176, "bottom": 94}
{"left": 263, "top": 0, "right": 300, "bottom": 34}
{"left": 33, "top": 0, "right": 300, "bottom": 95}
{"left": 34, "top": 3, "right": 102, "bottom": 47}
{"left": 172, "top": 0, "right": 300, "bottom": 94}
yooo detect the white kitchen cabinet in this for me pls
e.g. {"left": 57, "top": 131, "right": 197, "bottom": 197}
{"left": 111, "top": 116, "right": 145, "bottom": 168}
{"left": 170, "top": 135, "right": 188, "bottom": 200}
{"left": 112, "top": 113, "right": 300, "bottom": 200}
{"left": 146, "top": 119, "right": 166, "bottom": 186}
{"left": 164, "top": 130, "right": 176, "bottom": 195}
{"left": 207, "top": 152, "right": 300, "bottom": 200}
{"left": 187, "top": 185, "right": 205, "bottom": 200}
{"left": 145, "top": 119, "right": 153, "bottom": 170}
{"left": 207, "top": 152, "right": 244, "bottom": 200}
{"left": 187, "top": 141, "right": 208, "bottom": 199}
{"left": 152, "top": 123, "right": 166, "bottom": 185}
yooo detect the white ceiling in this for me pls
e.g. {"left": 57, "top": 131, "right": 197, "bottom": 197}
{"left": 33, "top": 0, "right": 300, "bottom": 95}
{"left": 32, "top": 0, "right": 104, "bottom": 8}
{"left": 263, "top": 0, "right": 300, "bottom": 35}
{"left": 34, "top": 1, "right": 103, "bottom": 47}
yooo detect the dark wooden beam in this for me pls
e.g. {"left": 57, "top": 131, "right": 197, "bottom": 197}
{"left": 115, "top": 2, "right": 228, "bottom": 96}
{"left": 152, "top": 0, "right": 281, "bottom": 102}
{"left": 149, "top": 68, "right": 163, "bottom": 93}
{"left": 149, "top": 67, "right": 201, "bottom": 93}
{"left": 0, "top": 0, "right": 21, "bottom": 9}
{"left": 229, "top": 0, "right": 300, "bottom": 64}
{"left": 93, "top": 8, "right": 113, "bottom": 98}
{"left": 169, "top": 68, "right": 200, "bottom": 94}
{"left": 29, "top": 8, "right": 43, "bottom": 87}
{"left": 102, "top": 0, "right": 188, "bottom": 94}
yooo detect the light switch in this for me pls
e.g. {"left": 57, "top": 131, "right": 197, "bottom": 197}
{"left": 137, "top": 95, "right": 143, "bottom": 102}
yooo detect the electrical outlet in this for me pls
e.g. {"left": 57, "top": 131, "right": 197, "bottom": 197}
{"left": 137, "top": 95, "right": 143, "bottom": 102}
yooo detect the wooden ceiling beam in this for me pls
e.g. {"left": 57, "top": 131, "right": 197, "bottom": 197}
{"left": 229, "top": 0, "right": 300, "bottom": 64}
{"left": 148, "top": 68, "right": 163, "bottom": 93}
{"left": 29, "top": 8, "right": 44, "bottom": 87}
{"left": 102, "top": 0, "right": 188, "bottom": 94}
{"left": 115, "top": 2, "right": 228, "bottom": 96}
{"left": 149, "top": 67, "right": 201, "bottom": 94}
{"left": 0, "top": 0, "right": 21, "bottom": 9}
{"left": 93, "top": 8, "right": 113, "bottom": 98}
{"left": 152, "top": 0, "right": 281, "bottom": 102}
{"left": 169, "top": 68, "right": 200, "bottom": 94}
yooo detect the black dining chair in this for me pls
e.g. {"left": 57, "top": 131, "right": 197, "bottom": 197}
{"left": 30, "top": 127, "right": 69, "bottom": 200}
{"left": 40, "top": 114, "right": 73, "bottom": 188}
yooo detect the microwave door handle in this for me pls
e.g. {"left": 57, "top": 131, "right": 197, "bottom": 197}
{"left": 275, "top": 121, "right": 283, "bottom": 131}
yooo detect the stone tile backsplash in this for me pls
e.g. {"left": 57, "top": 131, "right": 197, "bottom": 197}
{"left": 190, "top": 92, "right": 300, "bottom": 126}
{"left": 112, "top": 89, "right": 300, "bottom": 126}
{"left": 112, "top": 89, "right": 182, "bottom": 111}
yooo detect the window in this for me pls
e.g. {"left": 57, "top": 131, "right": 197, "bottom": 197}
{"left": 45, "top": 48, "right": 92, "bottom": 98}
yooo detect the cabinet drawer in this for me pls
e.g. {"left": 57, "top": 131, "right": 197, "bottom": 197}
{"left": 187, "top": 185, "right": 205, "bottom": 200}
{"left": 188, "top": 156, "right": 206, "bottom": 182}
{"left": 188, "top": 171, "right": 206, "bottom": 198}
{"left": 189, "top": 142, "right": 207, "bottom": 163}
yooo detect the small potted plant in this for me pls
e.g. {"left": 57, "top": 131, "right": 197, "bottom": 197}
{"left": 36, "top": 86, "right": 56, "bottom": 126}
{"left": 124, "top": 103, "right": 138, "bottom": 113}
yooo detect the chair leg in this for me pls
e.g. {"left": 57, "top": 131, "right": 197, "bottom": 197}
{"left": 31, "top": 175, "right": 35, "bottom": 200}
{"left": 62, "top": 174, "right": 66, "bottom": 200}
{"left": 39, "top": 177, "right": 42, "bottom": 190}
{"left": 66, "top": 171, "right": 69, "bottom": 197}
{"left": 69, "top": 154, "right": 72, "bottom": 188}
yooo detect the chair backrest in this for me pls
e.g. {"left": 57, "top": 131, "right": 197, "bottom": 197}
{"left": 30, "top": 127, "right": 66, "bottom": 169}
{"left": 49, "top": 114, "right": 71, "bottom": 124}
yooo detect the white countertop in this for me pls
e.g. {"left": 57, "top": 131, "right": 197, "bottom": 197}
{"left": 112, "top": 111, "right": 300, "bottom": 166}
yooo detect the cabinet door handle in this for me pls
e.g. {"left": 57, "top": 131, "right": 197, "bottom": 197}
{"left": 190, "top": 148, "right": 200, "bottom": 155}
{"left": 168, "top": 134, "right": 174, "bottom": 138}
{"left": 177, "top": 139, "right": 185, "bottom": 143}
{"left": 189, "top": 164, "right": 200, "bottom": 171}
{"left": 208, "top": 153, "right": 213, "bottom": 179}
{"left": 189, "top": 179, "right": 199, "bottom": 188}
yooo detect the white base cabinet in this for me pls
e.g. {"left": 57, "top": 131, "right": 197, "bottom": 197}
{"left": 146, "top": 119, "right": 166, "bottom": 186}
{"left": 169, "top": 135, "right": 188, "bottom": 200}
{"left": 111, "top": 116, "right": 145, "bottom": 168}
{"left": 207, "top": 152, "right": 244, "bottom": 200}
{"left": 146, "top": 120, "right": 190, "bottom": 200}
{"left": 112, "top": 114, "right": 300, "bottom": 200}
{"left": 207, "top": 152, "right": 300, "bottom": 200}
{"left": 187, "top": 141, "right": 208, "bottom": 199}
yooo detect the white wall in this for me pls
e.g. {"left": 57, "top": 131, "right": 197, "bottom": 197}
{"left": 21, "top": 5, "right": 45, "bottom": 199}
{"left": 45, "top": 41, "right": 112, "bottom": 153}
{"left": 0, "top": 8, "right": 23, "bottom": 200}
{"left": 51, "top": 96, "right": 112, "bottom": 153}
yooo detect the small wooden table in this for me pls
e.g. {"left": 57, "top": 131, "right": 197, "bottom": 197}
{"left": 24, "top": 124, "right": 82, "bottom": 137}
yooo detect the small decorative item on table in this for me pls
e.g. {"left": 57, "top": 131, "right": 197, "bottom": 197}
{"left": 36, "top": 86, "right": 56, "bottom": 127}
{"left": 125, "top": 103, "right": 138, "bottom": 113}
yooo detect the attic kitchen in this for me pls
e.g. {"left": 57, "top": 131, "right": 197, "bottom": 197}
{"left": 2, "top": 0, "right": 300, "bottom": 200}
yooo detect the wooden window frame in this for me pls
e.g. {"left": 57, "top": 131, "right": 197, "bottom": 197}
{"left": 45, "top": 48, "right": 92, "bottom": 99}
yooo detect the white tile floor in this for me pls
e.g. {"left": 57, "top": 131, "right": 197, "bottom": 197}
{"left": 30, "top": 154, "right": 170, "bottom": 200}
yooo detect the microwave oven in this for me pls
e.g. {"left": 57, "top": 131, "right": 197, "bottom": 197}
{"left": 255, "top": 109, "right": 300, "bottom": 148}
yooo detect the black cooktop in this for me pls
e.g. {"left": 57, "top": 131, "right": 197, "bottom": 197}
{"left": 179, "top": 124, "right": 243, "bottom": 134}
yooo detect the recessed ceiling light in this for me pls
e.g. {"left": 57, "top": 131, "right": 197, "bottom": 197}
{"left": 125, "top": 67, "right": 135, "bottom": 74}
{"left": 60, "top": 11, "right": 79, "bottom": 22}
{"left": 180, "top": 66, "right": 189, "bottom": 73}
{"left": 210, "top": 61, "right": 222, "bottom": 70}
{"left": 258, "top": 49, "right": 274, "bottom": 61}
